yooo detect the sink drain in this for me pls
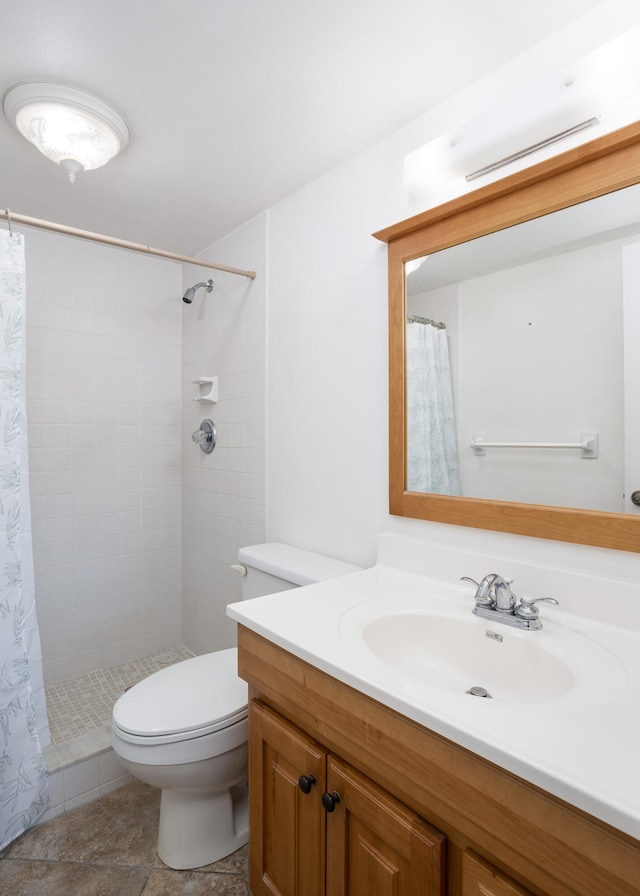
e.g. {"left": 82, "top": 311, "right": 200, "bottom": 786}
{"left": 466, "top": 686, "right": 492, "bottom": 698}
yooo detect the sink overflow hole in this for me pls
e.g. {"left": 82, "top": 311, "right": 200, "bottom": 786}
{"left": 467, "top": 686, "right": 492, "bottom": 698}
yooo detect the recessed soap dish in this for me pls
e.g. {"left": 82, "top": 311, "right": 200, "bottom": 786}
{"left": 192, "top": 377, "right": 218, "bottom": 402}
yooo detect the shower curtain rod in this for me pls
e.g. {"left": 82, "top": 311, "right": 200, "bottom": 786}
{"left": 408, "top": 314, "right": 446, "bottom": 329}
{"left": 0, "top": 208, "right": 257, "bottom": 280}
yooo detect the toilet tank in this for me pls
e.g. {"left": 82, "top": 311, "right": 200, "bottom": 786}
{"left": 236, "top": 543, "right": 361, "bottom": 600}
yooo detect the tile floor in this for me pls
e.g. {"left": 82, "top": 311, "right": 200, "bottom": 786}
{"left": 0, "top": 780, "right": 250, "bottom": 895}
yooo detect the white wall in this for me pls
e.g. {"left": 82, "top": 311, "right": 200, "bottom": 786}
{"left": 267, "top": 152, "right": 389, "bottom": 565}
{"left": 181, "top": 214, "right": 267, "bottom": 655}
{"left": 25, "top": 229, "right": 183, "bottom": 682}
{"left": 265, "top": 2, "right": 640, "bottom": 581}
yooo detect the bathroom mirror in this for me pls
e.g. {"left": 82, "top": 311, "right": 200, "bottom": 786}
{"left": 374, "top": 120, "right": 640, "bottom": 552}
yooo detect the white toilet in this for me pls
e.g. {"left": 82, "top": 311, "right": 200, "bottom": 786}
{"left": 111, "top": 543, "right": 360, "bottom": 870}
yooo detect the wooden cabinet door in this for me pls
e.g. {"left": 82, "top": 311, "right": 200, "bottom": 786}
{"left": 462, "top": 851, "right": 534, "bottom": 896}
{"left": 250, "top": 701, "right": 327, "bottom": 896}
{"left": 325, "top": 755, "right": 446, "bottom": 896}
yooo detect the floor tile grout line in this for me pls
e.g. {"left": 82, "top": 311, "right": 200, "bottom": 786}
{"left": 1, "top": 857, "right": 157, "bottom": 870}
{"left": 2, "top": 854, "right": 250, "bottom": 877}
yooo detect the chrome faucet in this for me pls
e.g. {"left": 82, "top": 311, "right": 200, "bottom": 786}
{"left": 467, "top": 573, "right": 516, "bottom": 612}
{"left": 460, "top": 574, "right": 558, "bottom": 631}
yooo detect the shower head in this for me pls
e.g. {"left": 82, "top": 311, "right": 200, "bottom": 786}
{"left": 182, "top": 279, "right": 214, "bottom": 304}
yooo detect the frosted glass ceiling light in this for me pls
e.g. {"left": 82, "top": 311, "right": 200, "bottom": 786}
{"left": 3, "top": 82, "right": 129, "bottom": 183}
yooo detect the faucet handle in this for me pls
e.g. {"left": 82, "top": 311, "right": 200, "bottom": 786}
{"left": 514, "top": 596, "right": 559, "bottom": 621}
{"left": 460, "top": 576, "right": 479, "bottom": 587}
{"left": 460, "top": 576, "right": 494, "bottom": 608}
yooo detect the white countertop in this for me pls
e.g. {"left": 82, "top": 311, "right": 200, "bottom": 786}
{"left": 227, "top": 537, "right": 640, "bottom": 840}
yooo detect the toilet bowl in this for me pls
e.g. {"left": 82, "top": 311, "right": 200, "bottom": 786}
{"left": 112, "top": 648, "right": 248, "bottom": 869}
{"left": 112, "top": 543, "right": 361, "bottom": 870}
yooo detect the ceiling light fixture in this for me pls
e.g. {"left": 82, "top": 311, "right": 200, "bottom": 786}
{"left": 3, "top": 82, "right": 129, "bottom": 183}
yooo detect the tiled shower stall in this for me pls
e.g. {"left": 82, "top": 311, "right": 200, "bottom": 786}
{"left": 24, "top": 213, "right": 267, "bottom": 817}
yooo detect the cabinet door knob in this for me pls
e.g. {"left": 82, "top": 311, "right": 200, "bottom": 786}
{"left": 321, "top": 790, "right": 341, "bottom": 812}
{"left": 298, "top": 774, "right": 316, "bottom": 794}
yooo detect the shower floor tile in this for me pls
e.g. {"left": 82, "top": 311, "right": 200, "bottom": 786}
{"left": 45, "top": 647, "right": 194, "bottom": 746}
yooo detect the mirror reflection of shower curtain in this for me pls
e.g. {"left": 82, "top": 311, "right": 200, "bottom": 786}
{"left": 406, "top": 321, "right": 460, "bottom": 495}
{"left": 0, "top": 230, "right": 50, "bottom": 850}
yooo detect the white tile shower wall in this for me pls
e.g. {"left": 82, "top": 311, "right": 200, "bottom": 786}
{"left": 181, "top": 214, "right": 267, "bottom": 655}
{"left": 25, "top": 227, "right": 183, "bottom": 682}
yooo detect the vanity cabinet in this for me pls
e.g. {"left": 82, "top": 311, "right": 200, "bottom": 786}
{"left": 462, "top": 852, "right": 533, "bottom": 896}
{"left": 249, "top": 700, "right": 325, "bottom": 896}
{"left": 250, "top": 699, "right": 446, "bottom": 896}
{"left": 239, "top": 625, "right": 640, "bottom": 896}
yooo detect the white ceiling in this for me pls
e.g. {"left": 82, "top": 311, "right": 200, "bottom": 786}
{"left": 0, "top": 0, "right": 603, "bottom": 256}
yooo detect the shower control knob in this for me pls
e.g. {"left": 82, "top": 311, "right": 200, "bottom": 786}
{"left": 321, "top": 790, "right": 341, "bottom": 813}
{"left": 192, "top": 419, "right": 216, "bottom": 454}
{"left": 298, "top": 774, "right": 316, "bottom": 794}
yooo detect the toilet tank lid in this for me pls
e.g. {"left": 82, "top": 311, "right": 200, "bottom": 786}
{"left": 237, "top": 542, "right": 362, "bottom": 586}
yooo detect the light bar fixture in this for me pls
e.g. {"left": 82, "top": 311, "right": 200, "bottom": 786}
{"left": 464, "top": 117, "right": 600, "bottom": 182}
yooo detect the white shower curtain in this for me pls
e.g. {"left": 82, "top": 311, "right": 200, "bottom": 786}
{"left": 0, "top": 230, "right": 49, "bottom": 850}
{"left": 406, "top": 320, "right": 460, "bottom": 495}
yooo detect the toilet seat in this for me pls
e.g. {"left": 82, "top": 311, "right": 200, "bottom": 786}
{"left": 112, "top": 648, "right": 247, "bottom": 746}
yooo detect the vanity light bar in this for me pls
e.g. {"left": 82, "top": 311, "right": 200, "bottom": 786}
{"left": 465, "top": 117, "right": 600, "bottom": 182}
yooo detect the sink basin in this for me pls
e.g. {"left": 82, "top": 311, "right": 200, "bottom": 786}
{"left": 340, "top": 595, "right": 626, "bottom": 704}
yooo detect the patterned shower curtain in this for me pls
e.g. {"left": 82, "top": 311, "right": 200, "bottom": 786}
{"left": 0, "top": 229, "right": 49, "bottom": 850}
{"left": 406, "top": 320, "right": 461, "bottom": 495}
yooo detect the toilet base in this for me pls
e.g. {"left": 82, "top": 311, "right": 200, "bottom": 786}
{"left": 157, "top": 782, "right": 248, "bottom": 870}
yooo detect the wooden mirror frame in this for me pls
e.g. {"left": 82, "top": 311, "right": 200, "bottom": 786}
{"left": 374, "top": 120, "right": 640, "bottom": 552}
